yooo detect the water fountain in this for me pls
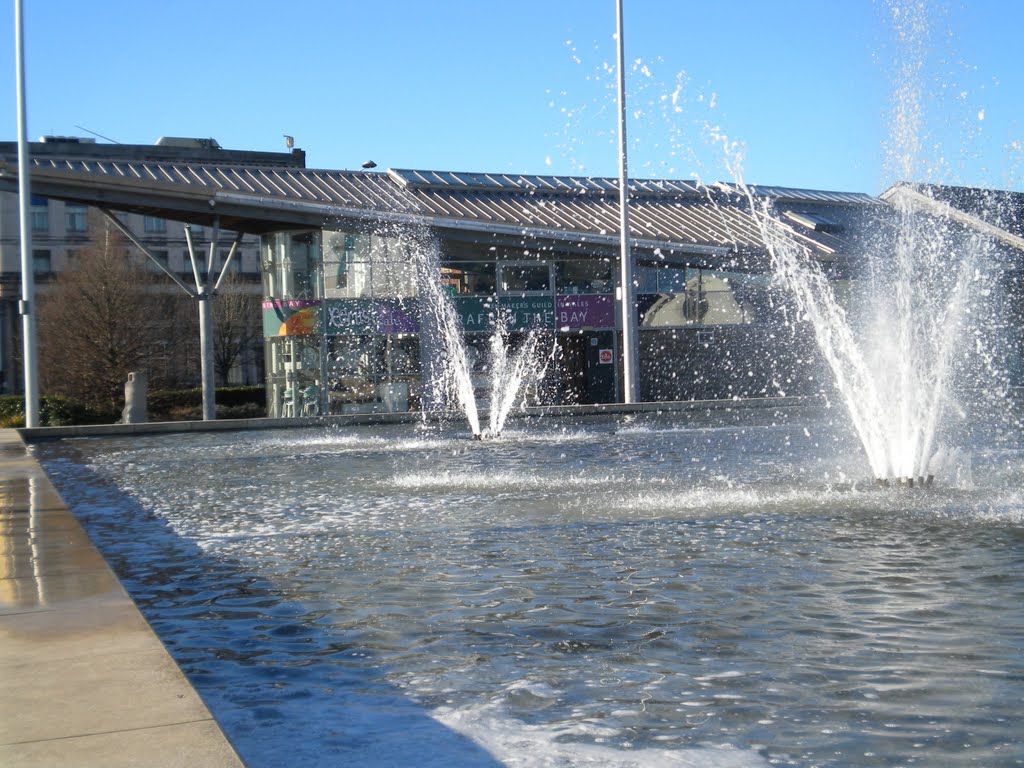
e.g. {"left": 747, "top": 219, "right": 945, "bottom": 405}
{"left": 734, "top": 181, "right": 999, "bottom": 487}
{"left": 414, "top": 236, "right": 548, "bottom": 440}
{"left": 482, "top": 317, "right": 546, "bottom": 438}
{"left": 713, "top": 1, "right": 1018, "bottom": 489}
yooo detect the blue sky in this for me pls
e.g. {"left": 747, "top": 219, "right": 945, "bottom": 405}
{"left": 3, "top": 0, "right": 1022, "bottom": 194}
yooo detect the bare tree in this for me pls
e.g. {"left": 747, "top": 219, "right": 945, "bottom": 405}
{"left": 211, "top": 270, "right": 262, "bottom": 386}
{"left": 38, "top": 214, "right": 191, "bottom": 413}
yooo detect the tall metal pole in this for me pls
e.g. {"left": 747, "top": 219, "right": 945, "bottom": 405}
{"left": 14, "top": 0, "right": 39, "bottom": 426}
{"left": 616, "top": 0, "right": 640, "bottom": 403}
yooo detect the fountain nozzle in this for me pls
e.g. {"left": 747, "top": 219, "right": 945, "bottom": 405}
{"left": 877, "top": 475, "right": 936, "bottom": 489}
{"left": 472, "top": 433, "right": 483, "bottom": 441}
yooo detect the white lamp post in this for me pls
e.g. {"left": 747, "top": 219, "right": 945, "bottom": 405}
{"left": 616, "top": 0, "right": 640, "bottom": 403}
{"left": 14, "top": 0, "right": 39, "bottom": 427}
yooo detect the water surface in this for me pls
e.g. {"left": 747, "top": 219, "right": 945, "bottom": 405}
{"left": 36, "top": 413, "right": 1024, "bottom": 767}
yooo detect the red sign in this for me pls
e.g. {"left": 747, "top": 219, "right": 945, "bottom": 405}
{"left": 598, "top": 348, "right": 613, "bottom": 365}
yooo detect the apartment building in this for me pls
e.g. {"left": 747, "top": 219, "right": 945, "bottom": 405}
{"left": 0, "top": 137, "right": 306, "bottom": 394}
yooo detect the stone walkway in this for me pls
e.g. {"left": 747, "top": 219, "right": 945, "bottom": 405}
{"left": 0, "top": 429, "right": 244, "bottom": 767}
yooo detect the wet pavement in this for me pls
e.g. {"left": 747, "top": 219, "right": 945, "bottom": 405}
{"left": 0, "top": 429, "right": 243, "bottom": 767}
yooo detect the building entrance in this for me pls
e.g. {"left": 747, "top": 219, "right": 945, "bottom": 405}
{"left": 557, "top": 330, "right": 616, "bottom": 404}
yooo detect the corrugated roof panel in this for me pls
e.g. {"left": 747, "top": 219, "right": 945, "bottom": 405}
{"left": 17, "top": 156, "right": 861, "bottom": 256}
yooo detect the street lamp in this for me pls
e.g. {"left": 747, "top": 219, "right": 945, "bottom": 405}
{"left": 14, "top": 0, "right": 39, "bottom": 426}
{"left": 616, "top": 0, "right": 640, "bottom": 404}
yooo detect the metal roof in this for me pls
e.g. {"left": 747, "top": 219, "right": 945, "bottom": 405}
{"left": 881, "top": 182, "right": 1024, "bottom": 253}
{"left": 0, "top": 154, "right": 878, "bottom": 263}
{"left": 913, "top": 183, "right": 1024, "bottom": 239}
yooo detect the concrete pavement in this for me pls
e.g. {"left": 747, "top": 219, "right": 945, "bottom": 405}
{"left": 0, "top": 429, "right": 244, "bottom": 767}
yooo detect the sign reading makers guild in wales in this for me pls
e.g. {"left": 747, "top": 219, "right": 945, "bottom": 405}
{"left": 496, "top": 295, "right": 556, "bottom": 330}
{"left": 452, "top": 295, "right": 558, "bottom": 332}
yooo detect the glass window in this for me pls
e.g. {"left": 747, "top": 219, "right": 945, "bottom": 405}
{"left": 499, "top": 263, "right": 552, "bottom": 294}
{"left": 324, "top": 232, "right": 360, "bottom": 294}
{"left": 65, "top": 204, "right": 88, "bottom": 233}
{"left": 438, "top": 262, "right": 496, "bottom": 296}
{"left": 220, "top": 249, "right": 240, "bottom": 272}
{"left": 556, "top": 260, "right": 612, "bottom": 294}
{"left": 262, "top": 230, "right": 322, "bottom": 300}
{"left": 182, "top": 249, "right": 207, "bottom": 278}
{"left": 151, "top": 250, "right": 169, "bottom": 270}
{"left": 322, "top": 230, "right": 416, "bottom": 300}
{"left": 30, "top": 199, "right": 49, "bottom": 233}
{"left": 32, "top": 249, "right": 52, "bottom": 275}
{"left": 638, "top": 268, "right": 762, "bottom": 328}
{"left": 265, "top": 336, "right": 321, "bottom": 418}
{"left": 636, "top": 265, "right": 692, "bottom": 293}
{"left": 143, "top": 216, "right": 166, "bottom": 234}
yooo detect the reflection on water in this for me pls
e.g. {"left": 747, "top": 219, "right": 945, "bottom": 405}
{"left": 35, "top": 413, "right": 1024, "bottom": 767}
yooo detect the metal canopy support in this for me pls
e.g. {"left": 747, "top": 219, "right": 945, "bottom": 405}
{"left": 184, "top": 218, "right": 222, "bottom": 421}
{"left": 184, "top": 224, "right": 203, "bottom": 292}
{"left": 616, "top": 0, "right": 640, "bottom": 404}
{"left": 99, "top": 209, "right": 197, "bottom": 296}
{"left": 213, "top": 231, "right": 245, "bottom": 293}
{"left": 14, "top": 0, "right": 38, "bottom": 427}
{"left": 107, "top": 212, "right": 244, "bottom": 423}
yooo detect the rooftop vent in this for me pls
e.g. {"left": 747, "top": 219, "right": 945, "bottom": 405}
{"left": 39, "top": 135, "right": 96, "bottom": 144}
{"left": 155, "top": 136, "right": 222, "bottom": 150}
{"left": 783, "top": 210, "right": 841, "bottom": 233}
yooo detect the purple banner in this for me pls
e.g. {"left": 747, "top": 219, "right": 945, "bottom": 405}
{"left": 556, "top": 294, "right": 615, "bottom": 329}
{"left": 378, "top": 303, "right": 418, "bottom": 334}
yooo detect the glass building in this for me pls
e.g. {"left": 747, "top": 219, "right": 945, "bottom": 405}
{"left": 6, "top": 141, "right": 921, "bottom": 419}
{"left": 260, "top": 222, "right": 804, "bottom": 419}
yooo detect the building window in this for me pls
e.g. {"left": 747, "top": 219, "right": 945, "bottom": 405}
{"left": 498, "top": 262, "right": 552, "bottom": 294}
{"left": 220, "top": 249, "right": 241, "bottom": 273}
{"left": 152, "top": 250, "right": 169, "bottom": 270}
{"left": 143, "top": 216, "right": 167, "bottom": 234}
{"left": 65, "top": 204, "right": 88, "bottom": 233}
{"left": 32, "top": 249, "right": 52, "bottom": 275}
{"left": 30, "top": 197, "right": 49, "bottom": 233}
{"left": 182, "top": 249, "right": 206, "bottom": 278}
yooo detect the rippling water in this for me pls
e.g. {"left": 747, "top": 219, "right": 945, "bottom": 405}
{"left": 35, "top": 412, "right": 1024, "bottom": 767}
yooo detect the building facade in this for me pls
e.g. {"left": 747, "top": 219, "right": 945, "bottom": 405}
{"left": 5, "top": 139, "right": 1018, "bottom": 422}
{"left": 0, "top": 138, "right": 306, "bottom": 394}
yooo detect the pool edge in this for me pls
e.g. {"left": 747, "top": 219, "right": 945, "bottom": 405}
{"left": 0, "top": 428, "right": 246, "bottom": 767}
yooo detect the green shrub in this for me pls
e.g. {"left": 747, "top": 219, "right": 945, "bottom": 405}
{"left": 149, "top": 386, "right": 266, "bottom": 421}
{"left": 0, "top": 387, "right": 266, "bottom": 426}
{"left": 0, "top": 396, "right": 24, "bottom": 424}
{"left": 0, "top": 394, "right": 113, "bottom": 427}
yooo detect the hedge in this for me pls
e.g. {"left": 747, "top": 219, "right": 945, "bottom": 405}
{"left": 0, "top": 395, "right": 114, "bottom": 428}
{"left": 0, "top": 386, "right": 266, "bottom": 427}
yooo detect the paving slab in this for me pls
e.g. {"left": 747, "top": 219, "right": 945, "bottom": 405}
{"left": 0, "top": 429, "right": 244, "bottom": 767}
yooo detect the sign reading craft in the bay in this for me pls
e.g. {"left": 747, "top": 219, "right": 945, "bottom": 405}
{"left": 555, "top": 294, "right": 615, "bottom": 330}
{"left": 498, "top": 295, "right": 556, "bottom": 330}
{"left": 451, "top": 295, "right": 556, "bottom": 332}
{"left": 451, "top": 296, "right": 496, "bottom": 332}
{"left": 277, "top": 294, "right": 617, "bottom": 338}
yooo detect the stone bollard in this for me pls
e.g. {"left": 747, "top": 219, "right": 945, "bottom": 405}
{"left": 122, "top": 372, "right": 149, "bottom": 424}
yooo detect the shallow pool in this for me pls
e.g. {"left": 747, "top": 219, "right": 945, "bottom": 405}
{"left": 35, "top": 412, "right": 1024, "bottom": 767}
